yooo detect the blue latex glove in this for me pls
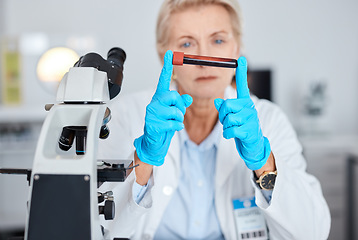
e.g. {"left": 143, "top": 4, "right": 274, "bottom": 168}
{"left": 214, "top": 57, "right": 271, "bottom": 170}
{"left": 134, "top": 50, "right": 193, "bottom": 166}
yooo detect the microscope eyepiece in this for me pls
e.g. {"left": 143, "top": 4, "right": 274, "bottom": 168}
{"left": 72, "top": 47, "right": 126, "bottom": 100}
{"left": 107, "top": 47, "right": 126, "bottom": 67}
{"left": 106, "top": 47, "right": 126, "bottom": 99}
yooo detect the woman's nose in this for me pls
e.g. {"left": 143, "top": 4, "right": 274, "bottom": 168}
{"left": 197, "top": 43, "right": 210, "bottom": 57}
{"left": 196, "top": 44, "right": 211, "bottom": 68}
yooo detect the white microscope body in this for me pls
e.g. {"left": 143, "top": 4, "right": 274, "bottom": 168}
{"left": 23, "top": 48, "right": 128, "bottom": 240}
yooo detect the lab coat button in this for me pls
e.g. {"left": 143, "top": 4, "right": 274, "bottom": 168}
{"left": 143, "top": 234, "right": 152, "bottom": 240}
{"left": 163, "top": 186, "right": 173, "bottom": 196}
{"left": 197, "top": 180, "right": 203, "bottom": 187}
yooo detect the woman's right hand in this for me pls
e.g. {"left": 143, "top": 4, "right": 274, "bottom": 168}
{"left": 134, "top": 50, "right": 193, "bottom": 166}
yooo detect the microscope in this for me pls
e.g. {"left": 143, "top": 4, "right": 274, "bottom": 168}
{"left": 1, "top": 48, "right": 133, "bottom": 240}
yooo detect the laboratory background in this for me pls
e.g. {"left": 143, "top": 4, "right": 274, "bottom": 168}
{"left": 0, "top": 0, "right": 357, "bottom": 239}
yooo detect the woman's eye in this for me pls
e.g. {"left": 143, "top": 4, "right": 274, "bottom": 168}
{"left": 215, "top": 39, "right": 224, "bottom": 44}
{"left": 182, "top": 42, "right": 191, "bottom": 48}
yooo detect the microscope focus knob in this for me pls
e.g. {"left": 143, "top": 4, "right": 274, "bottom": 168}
{"left": 99, "top": 200, "right": 115, "bottom": 220}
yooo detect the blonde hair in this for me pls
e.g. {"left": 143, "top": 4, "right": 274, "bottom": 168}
{"left": 156, "top": 0, "right": 243, "bottom": 59}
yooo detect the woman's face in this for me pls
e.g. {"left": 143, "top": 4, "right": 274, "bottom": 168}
{"left": 167, "top": 4, "right": 240, "bottom": 100}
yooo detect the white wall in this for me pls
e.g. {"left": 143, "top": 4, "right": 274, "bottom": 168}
{"left": 3, "top": 0, "right": 164, "bottom": 91}
{"left": 0, "top": 0, "right": 3, "bottom": 102}
{"left": 0, "top": 1, "right": 3, "bottom": 33}
{"left": 2, "top": 0, "right": 164, "bottom": 115}
{"left": 239, "top": 0, "right": 358, "bottom": 135}
{"left": 2, "top": 0, "right": 358, "bottom": 134}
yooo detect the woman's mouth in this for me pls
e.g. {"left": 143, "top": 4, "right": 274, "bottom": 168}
{"left": 195, "top": 76, "right": 217, "bottom": 81}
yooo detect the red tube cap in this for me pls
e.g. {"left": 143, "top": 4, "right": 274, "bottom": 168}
{"left": 173, "top": 52, "right": 184, "bottom": 65}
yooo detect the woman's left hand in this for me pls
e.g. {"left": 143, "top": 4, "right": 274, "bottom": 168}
{"left": 214, "top": 56, "right": 271, "bottom": 170}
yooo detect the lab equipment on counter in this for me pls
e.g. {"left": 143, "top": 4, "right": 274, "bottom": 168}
{"left": 0, "top": 47, "right": 133, "bottom": 240}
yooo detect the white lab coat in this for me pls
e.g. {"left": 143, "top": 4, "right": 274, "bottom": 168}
{"left": 98, "top": 86, "right": 331, "bottom": 240}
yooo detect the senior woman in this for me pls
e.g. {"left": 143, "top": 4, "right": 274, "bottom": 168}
{"left": 99, "top": 0, "right": 331, "bottom": 239}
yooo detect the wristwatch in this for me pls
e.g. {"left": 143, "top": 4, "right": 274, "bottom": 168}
{"left": 256, "top": 170, "right": 277, "bottom": 190}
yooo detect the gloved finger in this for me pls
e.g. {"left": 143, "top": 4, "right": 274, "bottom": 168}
{"left": 216, "top": 98, "right": 251, "bottom": 124}
{"left": 165, "top": 120, "right": 185, "bottom": 132}
{"left": 223, "top": 126, "right": 245, "bottom": 140}
{"left": 155, "top": 50, "right": 173, "bottom": 94}
{"left": 181, "top": 94, "right": 193, "bottom": 108}
{"left": 223, "top": 120, "right": 258, "bottom": 141}
{"left": 222, "top": 108, "right": 256, "bottom": 130}
{"left": 214, "top": 98, "right": 225, "bottom": 113}
{"left": 236, "top": 56, "right": 250, "bottom": 99}
{"left": 147, "top": 119, "right": 184, "bottom": 134}
{"left": 146, "top": 102, "right": 184, "bottom": 122}
{"left": 161, "top": 107, "right": 184, "bottom": 122}
{"left": 157, "top": 91, "right": 188, "bottom": 115}
{"left": 143, "top": 128, "right": 178, "bottom": 148}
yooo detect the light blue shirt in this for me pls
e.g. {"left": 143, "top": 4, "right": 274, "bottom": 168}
{"left": 133, "top": 121, "right": 272, "bottom": 239}
{"left": 154, "top": 121, "right": 224, "bottom": 240}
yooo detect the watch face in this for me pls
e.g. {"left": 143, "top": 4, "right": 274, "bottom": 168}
{"left": 261, "top": 173, "right": 276, "bottom": 190}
